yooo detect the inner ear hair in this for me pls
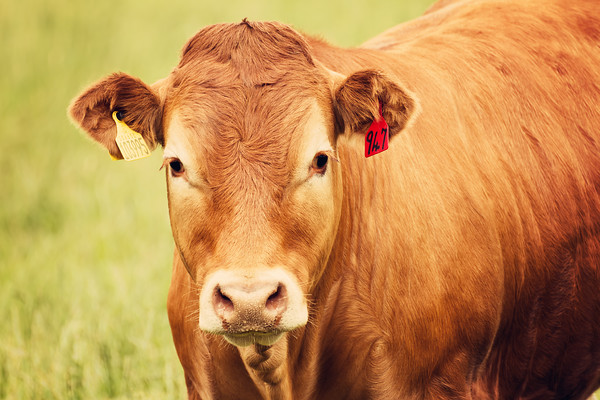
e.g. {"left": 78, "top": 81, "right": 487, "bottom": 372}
{"left": 333, "top": 70, "right": 416, "bottom": 136}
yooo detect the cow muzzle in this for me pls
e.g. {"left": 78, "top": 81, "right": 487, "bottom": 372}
{"left": 198, "top": 268, "right": 308, "bottom": 347}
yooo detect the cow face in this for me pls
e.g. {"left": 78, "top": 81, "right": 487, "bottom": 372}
{"left": 162, "top": 86, "right": 342, "bottom": 347}
{"left": 69, "top": 21, "right": 416, "bottom": 347}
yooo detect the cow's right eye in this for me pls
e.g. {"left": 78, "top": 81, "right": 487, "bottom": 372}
{"left": 169, "top": 158, "right": 185, "bottom": 177}
{"left": 311, "top": 153, "right": 329, "bottom": 175}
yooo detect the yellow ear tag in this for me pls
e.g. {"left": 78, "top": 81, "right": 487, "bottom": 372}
{"left": 111, "top": 111, "right": 151, "bottom": 161}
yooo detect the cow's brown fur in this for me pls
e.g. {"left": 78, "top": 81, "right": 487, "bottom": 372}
{"left": 69, "top": 0, "right": 600, "bottom": 398}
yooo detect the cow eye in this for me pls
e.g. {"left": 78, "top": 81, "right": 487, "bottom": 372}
{"left": 311, "top": 153, "right": 329, "bottom": 175}
{"left": 169, "top": 158, "right": 185, "bottom": 177}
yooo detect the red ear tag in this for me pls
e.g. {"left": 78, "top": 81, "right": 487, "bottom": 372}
{"left": 365, "top": 102, "right": 389, "bottom": 158}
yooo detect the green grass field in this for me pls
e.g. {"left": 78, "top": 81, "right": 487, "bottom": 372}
{"left": 1, "top": 0, "right": 435, "bottom": 398}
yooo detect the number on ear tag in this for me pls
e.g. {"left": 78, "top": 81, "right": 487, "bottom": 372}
{"left": 112, "top": 111, "right": 151, "bottom": 161}
{"left": 365, "top": 102, "right": 389, "bottom": 158}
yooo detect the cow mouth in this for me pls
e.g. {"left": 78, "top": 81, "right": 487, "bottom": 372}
{"left": 222, "top": 331, "right": 284, "bottom": 347}
{"left": 199, "top": 268, "right": 309, "bottom": 347}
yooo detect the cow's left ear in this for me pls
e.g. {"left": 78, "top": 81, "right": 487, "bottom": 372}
{"left": 333, "top": 69, "right": 417, "bottom": 137}
{"left": 68, "top": 72, "right": 163, "bottom": 160}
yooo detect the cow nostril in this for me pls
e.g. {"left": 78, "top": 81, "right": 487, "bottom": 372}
{"left": 265, "top": 283, "right": 288, "bottom": 314}
{"left": 213, "top": 286, "right": 234, "bottom": 315}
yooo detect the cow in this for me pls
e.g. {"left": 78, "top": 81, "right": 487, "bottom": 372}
{"left": 69, "top": 0, "right": 600, "bottom": 398}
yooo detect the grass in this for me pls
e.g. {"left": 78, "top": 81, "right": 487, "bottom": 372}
{"left": 0, "top": 0, "right": 435, "bottom": 398}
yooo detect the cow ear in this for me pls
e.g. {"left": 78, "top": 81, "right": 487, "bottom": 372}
{"left": 68, "top": 72, "right": 163, "bottom": 160}
{"left": 333, "top": 70, "right": 417, "bottom": 137}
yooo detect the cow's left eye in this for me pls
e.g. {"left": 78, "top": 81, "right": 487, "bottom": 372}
{"left": 169, "top": 158, "right": 185, "bottom": 177}
{"left": 311, "top": 153, "right": 329, "bottom": 175}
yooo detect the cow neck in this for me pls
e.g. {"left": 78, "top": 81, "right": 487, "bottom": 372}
{"left": 238, "top": 338, "right": 292, "bottom": 399}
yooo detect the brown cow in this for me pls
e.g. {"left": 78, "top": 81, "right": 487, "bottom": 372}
{"left": 69, "top": 0, "right": 600, "bottom": 398}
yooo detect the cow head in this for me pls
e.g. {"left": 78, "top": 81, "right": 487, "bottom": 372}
{"left": 69, "top": 21, "right": 416, "bottom": 347}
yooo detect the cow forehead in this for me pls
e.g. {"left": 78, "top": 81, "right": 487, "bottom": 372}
{"left": 161, "top": 19, "right": 335, "bottom": 174}
{"left": 163, "top": 89, "right": 334, "bottom": 193}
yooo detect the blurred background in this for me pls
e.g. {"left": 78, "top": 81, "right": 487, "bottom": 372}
{"left": 0, "top": 0, "right": 434, "bottom": 398}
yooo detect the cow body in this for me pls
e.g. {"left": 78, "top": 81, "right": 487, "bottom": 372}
{"left": 70, "top": 0, "right": 600, "bottom": 398}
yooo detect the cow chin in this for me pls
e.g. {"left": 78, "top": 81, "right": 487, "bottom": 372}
{"left": 223, "top": 331, "right": 285, "bottom": 347}
{"left": 198, "top": 268, "right": 309, "bottom": 347}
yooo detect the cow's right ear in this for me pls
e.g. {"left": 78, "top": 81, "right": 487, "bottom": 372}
{"left": 333, "top": 69, "right": 417, "bottom": 138}
{"left": 68, "top": 73, "right": 163, "bottom": 160}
